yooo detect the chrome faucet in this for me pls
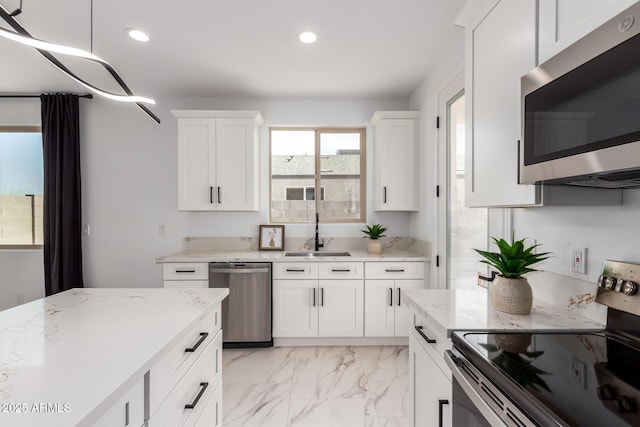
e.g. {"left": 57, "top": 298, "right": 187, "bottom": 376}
{"left": 314, "top": 212, "right": 324, "bottom": 251}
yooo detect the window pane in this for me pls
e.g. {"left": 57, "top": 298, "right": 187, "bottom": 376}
{"left": 0, "top": 131, "right": 43, "bottom": 245}
{"left": 319, "top": 132, "right": 362, "bottom": 221}
{"left": 271, "top": 130, "right": 316, "bottom": 222}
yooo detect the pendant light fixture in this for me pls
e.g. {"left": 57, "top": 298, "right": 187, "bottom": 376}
{"left": 0, "top": 2, "right": 160, "bottom": 123}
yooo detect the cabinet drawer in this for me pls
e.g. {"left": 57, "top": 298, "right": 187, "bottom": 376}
{"left": 273, "top": 262, "right": 319, "bottom": 279}
{"left": 150, "top": 331, "right": 222, "bottom": 427}
{"left": 149, "top": 305, "right": 220, "bottom": 415}
{"left": 163, "top": 263, "right": 209, "bottom": 281}
{"left": 412, "top": 315, "right": 451, "bottom": 377}
{"left": 164, "top": 280, "right": 209, "bottom": 289}
{"left": 365, "top": 262, "right": 424, "bottom": 279}
{"left": 318, "top": 262, "right": 363, "bottom": 279}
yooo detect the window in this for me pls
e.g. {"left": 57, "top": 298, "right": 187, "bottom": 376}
{"left": 270, "top": 128, "right": 365, "bottom": 223}
{"left": 0, "top": 127, "right": 43, "bottom": 247}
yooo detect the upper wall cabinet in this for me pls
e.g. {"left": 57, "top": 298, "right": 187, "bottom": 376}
{"left": 172, "top": 111, "right": 263, "bottom": 211}
{"left": 370, "top": 111, "right": 419, "bottom": 211}
{"left": 464, "top": 0, "right": 539, "bottom": 207}
{"left": 539, "top": 0, "right": 639, "bottom": 63}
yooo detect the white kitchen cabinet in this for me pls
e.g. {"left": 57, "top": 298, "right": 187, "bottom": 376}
{"left": 91, "top": 377, "right": 144, "bottom": 427}
{"left": 409, "top": 329, "right": 451, "bottom": 427}
{"left": 464, "top": 0, "right": 539, "bottom": 207}
{"left": 364, "top": 262, "right": 425, "bottom": 337}
{"left": 273, "top": 261, "right": 364, "bottom": 337}
{"left": 163, "top": 262, "right": 209, "bottom": 288}
{"left": 371, "top": 111, "right": 419, "bottom": 211}
{"left": 172, "top": 110, "right": 263, "bottom": 211}
{"left": 539, "top": 0, "right": 638, "bottom": 63}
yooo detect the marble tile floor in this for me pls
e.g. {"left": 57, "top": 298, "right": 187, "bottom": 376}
{"left": 222, "top": 345, "right": 409, "bottom": 427}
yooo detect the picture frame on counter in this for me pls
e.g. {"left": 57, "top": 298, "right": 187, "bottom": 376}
{"left": 259, "top": 224, "right": 285, "bottom": 251}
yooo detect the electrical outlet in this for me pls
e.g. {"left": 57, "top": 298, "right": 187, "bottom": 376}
{"left": 570, "top": 357, "right": 586, "bottom": 388}
{"left": 158, "top": 224, "right": 166, "bottom": 236}
{"left": 572, "top": 247, "right": 587, "bottom": 274}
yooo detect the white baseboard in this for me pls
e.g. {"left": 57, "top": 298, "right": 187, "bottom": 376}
{"left": 273, "top": 336, "right": 408, "bottom": 347}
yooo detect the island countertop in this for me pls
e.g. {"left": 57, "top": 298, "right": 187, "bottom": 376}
{"left": 0, "top": 287, "right": 228, "bottom": 426}
{"left": 402, "top": 288, "right": 606, "bottom": 338}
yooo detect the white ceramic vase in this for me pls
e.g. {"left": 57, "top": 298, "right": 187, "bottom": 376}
{"left": 368, "top": 239, "right": 383, "bottom": 254}
{"left": 490, "top": 276, "right": 533, "bottom": 315}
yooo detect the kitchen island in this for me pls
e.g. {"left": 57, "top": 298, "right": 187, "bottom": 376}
{"left": 0, "top": 287, "right": 228, "bottom": 427}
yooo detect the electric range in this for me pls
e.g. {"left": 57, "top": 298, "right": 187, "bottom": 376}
{"left": 445, "top": 260, "right": 640, "bottom": 427}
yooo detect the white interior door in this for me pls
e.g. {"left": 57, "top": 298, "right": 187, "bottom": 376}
{"left": 437, "top": 70, "right": 488, "bottom": 290}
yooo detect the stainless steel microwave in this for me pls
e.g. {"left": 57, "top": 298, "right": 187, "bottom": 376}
{"left": 520, "top": 3, "right": 640, "bottom": 188}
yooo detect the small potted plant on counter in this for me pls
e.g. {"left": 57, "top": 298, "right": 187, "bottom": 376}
{"left": 474, "top": 238, "right": 551, "bottom": 315}
{"left": 361, "top": 223, "right": 388, "bottom": 254}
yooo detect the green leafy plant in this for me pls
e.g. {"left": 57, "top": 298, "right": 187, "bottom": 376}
{"left": 474, "top": 238, "right": 551, "bottom": 279}
{"left": 361, "top": 223, "right": 388, "bottom": 240}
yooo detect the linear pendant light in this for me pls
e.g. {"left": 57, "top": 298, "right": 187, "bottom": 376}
{"left": 0, "top": 4, "right": 160, "bottom": 123}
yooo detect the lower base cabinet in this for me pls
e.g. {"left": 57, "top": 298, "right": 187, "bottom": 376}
{"left": 409, "top": 328, "right": 452, "bottom": 427}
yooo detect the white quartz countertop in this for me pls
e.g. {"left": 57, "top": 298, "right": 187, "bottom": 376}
{"left": 402, "top": 288, "right": 605, "bottom": 338}
{"left": 156, "top": 249, "right": 429, "bottom": 263}
{"left": 0, "top": 288, "right": 229, "bottom": 427}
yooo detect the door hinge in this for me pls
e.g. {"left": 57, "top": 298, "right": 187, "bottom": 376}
{"left": 436, "top": 255, "right": 440, "bottom": 267}
{"left": 436, "top": 185, "right": 440, "bottom": 197}
{"left": 436, "top": 116, "right": 440, "bottom": 129}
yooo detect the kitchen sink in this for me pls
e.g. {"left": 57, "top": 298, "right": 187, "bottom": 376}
{"left": 285, "top": 251, "right": 351, "bottom": 257}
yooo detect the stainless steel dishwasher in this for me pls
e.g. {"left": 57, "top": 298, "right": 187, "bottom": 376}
{"left": 209, "top": 262, "right": 272, "bottom": 348}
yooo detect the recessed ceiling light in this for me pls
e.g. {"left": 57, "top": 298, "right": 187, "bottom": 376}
{"left": 298, "top": 31, "right": 317, "bottom": 44}
{"left": 126, "top": 28, "right": 150, "bottom": 42}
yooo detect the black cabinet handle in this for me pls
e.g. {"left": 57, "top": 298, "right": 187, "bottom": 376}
{"left": 385, "top": 269, "right": 405, "bottom": 273}
{"left": 175, "top": 269, "right": 196, "bottom": 273}
{"left": 331, "top": 269, "right": 351, "bottom": 272}
{"left": 185, "top": 332, "right": 208, "bottom": 353}
{"left": 185, "top": 382, "right": 209, "bottom": 409}
{"left": 286, "top": 268, "right": 306, "bottom": 272}
{"left": 415, "top": 326, "right": 436, "bottom": 344}
{"left": 217, "top": 186, "right": 222, "bottom": 204}
{"left": 321, "top": 287, "right": 324, "bottom": 307}
{"left": 210, "top": 186, "right": 214, "bottom": 204}
{"left": 389, "top": 288, "right": 393, "bottom": 306}
{"left": 312, "top": 288, "right": 316, "bottom": 307}
{"left": 438, "top": 399, "right": 449, "bottom": 427}
{"left": 397, "top": 288, "right": 401, "bottom": 306}
{"left": 383, "top": 186, "right": 387, "bottom": 203}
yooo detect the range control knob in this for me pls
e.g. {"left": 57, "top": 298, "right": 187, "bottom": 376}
{"left": 599, "top": 275, "right": 617, "bottom": 290}
{"left": 621, "top": 280, "right": 638, "bottom": 296}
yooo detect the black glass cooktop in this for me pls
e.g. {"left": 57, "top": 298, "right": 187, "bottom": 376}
{"left": 453, "top": 331, "right": 640, "bottom": 427}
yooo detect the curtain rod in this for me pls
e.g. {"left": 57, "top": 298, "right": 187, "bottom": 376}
{"left": 0, "top": 93, "right": 93, "bottom": 99}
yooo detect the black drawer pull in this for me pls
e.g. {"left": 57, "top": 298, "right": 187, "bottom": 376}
{"left": 415, "top": 326, "right": 436, "bottom": 344}
{"left": 331, "top": 269, "right": 351, "bottom": 272}
{"left": 438, "top": 399, "right": 449, "bottom": 427}
{"left": 176, "top": 269, "right": 197, "bottom": 273}
{"left": 185, "top": 382, "right": 209, "bottom": 409}
{"left": 397, "top": 288, "right": 401, "bottom": 306}
{"left": 389, "top": 288, "right": 393, "bottom": 306}
{"left": 185, "top": 332, "right": 208, "bottom": 353}
{"left": 286, "top": 268, "right": 306, "bottom": 272}
{"left": 385, "top": 269, "right": 405, "bottom": 273}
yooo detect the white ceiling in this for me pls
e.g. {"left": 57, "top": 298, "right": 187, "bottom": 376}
{"left": 0, "top": 0, "right": 466, "bottom": 99}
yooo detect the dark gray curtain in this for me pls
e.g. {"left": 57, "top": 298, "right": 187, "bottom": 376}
{"left": 41, "top": 93, "right": 84, "bottom": 296}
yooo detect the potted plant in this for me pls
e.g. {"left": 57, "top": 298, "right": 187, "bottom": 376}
{"left": 474, "top": 238, "right": 551, "bottom": 315}
{"left": 361, "top": 223, "right": 388, "bottom": 254}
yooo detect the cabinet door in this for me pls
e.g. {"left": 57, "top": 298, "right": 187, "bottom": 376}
{"left": 273, "top": 280, "right": 318, "bottom": 337}
{"left": 394, "top": 280, "right": 425, "bottom": 337}
{"left": 539, "top": 0, "right": 638, "bottom": 63}
{"left": 364, "top": 279, "right": 395, "bottom": 337}
{"left": 177, "top": 118, "right": 216, "bottom": 211}
{"left": 318, "top": 280, "right": 364, "bottom": 337}
{"left": 409, "top": 333, "right": 452, "bottom": 427}
{"left": 91, "top": 377, "right": 144, "bottom": 427}
{"left": 465, "top": 0, "right": 539, "bottom": 207}
{"left": 377, "top": 119, "right": 417, "bottom": 211}
{"left": 215, "top": 118, "right": 258, "bottom": 211}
